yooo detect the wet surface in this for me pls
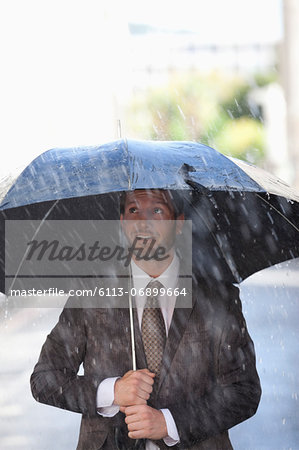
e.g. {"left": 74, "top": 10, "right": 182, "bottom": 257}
{"left": 230, "top": 259, "right": 299, "bottom": 450}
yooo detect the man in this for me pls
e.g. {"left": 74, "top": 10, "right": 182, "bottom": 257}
{"left": 31, "top": 189, "right": 261, "bottom": 449}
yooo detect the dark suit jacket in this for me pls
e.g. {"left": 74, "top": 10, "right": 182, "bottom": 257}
{"left": 30, "top": 277, "right": 261, "bottom": 449}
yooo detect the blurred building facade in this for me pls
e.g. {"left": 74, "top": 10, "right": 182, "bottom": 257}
{"left": 129, "top": 30, "right": 279, "bottom": 87}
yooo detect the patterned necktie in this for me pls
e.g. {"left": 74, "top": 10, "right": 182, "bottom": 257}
{"left": 141, "top": 280, "right": 166, "bottom": 379}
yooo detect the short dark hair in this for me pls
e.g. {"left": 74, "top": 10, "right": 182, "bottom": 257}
{"left": 119, "top": 189, "right": 184, "bottom": 218}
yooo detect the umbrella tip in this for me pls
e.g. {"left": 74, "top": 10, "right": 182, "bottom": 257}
{"left": 117, "top": 120, "right": 122, "bottom": 139}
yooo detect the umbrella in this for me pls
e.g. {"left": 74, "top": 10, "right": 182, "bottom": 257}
{"left": 1, "top": 139, "right": 298, "bottom": 284}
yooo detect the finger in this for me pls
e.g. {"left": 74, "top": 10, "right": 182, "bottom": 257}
{"left": 132, "top": 371, "right": 155, "bottom": 387}
{"left": 124, "top": 404, "right": 149, "bottom": 423}
{"left": 136, "top": 380, "right": 153, "bottom": 396}
{"left": 127, "top": 418, "right": 146, "bottom": 431}
{"left": 131, "top": 397, "right": 147, "bottom": 405}
{"left": 139, "top": 372, "right": 156, "bottom": 382}
{"left": 135, "top": 390, "right": 150, "bottom": 402}
{"left": 128, "top": 429, "right": 148, "bottom": 440}
{"left": 138, "top": 369, "right": 156, "bottom": 378}
{"left": 125, "top": 413, "right": 141, "bottom": 425}
{"left": 124, "top": 404, "right": 150, "bottom": 417}
{"left": 122, "top": 405, "right": 140, "bottom": 416}
{"left": 122, "top": 370, "right": 134, "bottom": 379}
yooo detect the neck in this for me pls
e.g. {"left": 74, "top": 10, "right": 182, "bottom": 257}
{"left": 132, "top": 251, "right": 174, "bottom": 277}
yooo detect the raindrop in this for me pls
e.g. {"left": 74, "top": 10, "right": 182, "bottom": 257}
{"left": 227, "top": 109, "right": 234, "bottom": 119}
{"left": 267, "top": 212, "right": 274, "bottom": 224}
{"left": 177, "top": 105, "right": 186, "bottom": 120}
{"left": 240, "top": 204, "right": 249, "bottom": 216}
{"left": 234, "top": 98, "right": 242, "bottom": 113}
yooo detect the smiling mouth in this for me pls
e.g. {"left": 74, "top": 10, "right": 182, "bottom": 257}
{"left": 134, "top": 235, "right": 157, "bottom": 243}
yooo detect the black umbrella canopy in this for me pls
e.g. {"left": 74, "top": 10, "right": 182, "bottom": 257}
{"left": 0, "top": 139, "right": 298, "bottom": 287}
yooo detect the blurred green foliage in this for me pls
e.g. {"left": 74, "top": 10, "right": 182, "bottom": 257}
{"left": 126, "top": 71, "right": 276, "bottom": 165}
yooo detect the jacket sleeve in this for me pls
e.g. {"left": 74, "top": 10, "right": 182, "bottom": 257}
{"left": 168, "top": 284, "right": 262, "bottom": 448}
{"left": 30, "top": 304, "right": 100, "bottom": 417}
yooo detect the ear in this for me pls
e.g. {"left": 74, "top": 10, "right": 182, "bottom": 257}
{"left": 175, "top": 214, "right": 185, "bottom": 235}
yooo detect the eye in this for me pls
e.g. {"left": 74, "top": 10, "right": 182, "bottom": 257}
{"left": 153, "top": 207, "right": 163, "bottom": 214}
{"left": 128, "top": 207, "right": 137, "bottom": 213}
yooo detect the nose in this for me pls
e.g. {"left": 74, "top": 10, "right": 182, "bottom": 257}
{"left": 137, "top": 220, "right": 151, "bottom": 231}
{"left": 137, "top": 209, "right": 153, "bottom": 221}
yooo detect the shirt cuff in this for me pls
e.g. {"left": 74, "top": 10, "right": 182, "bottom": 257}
{"left": 96, "top": 377, "right": 120, "bottom": 417}
{"left": 161, "top": 408, "right": 180, "bottom": 446}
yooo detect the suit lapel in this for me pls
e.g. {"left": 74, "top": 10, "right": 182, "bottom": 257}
{"left": 158, "top": 294, "right": 194, "bottom": 391}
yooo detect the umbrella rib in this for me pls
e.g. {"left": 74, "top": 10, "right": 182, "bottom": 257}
{"left": 256, "top": 194, "right": 299, "bottom": 233}
{"left": 128, "top": 263, "right": 136, "bottom": 371}
{"left": 6, "top": 200, "right": 60, "bottom": 293}
{"left": 124, "top": 138, "right": 131, "bottom": 190}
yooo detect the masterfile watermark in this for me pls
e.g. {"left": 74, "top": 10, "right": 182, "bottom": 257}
{"left": 25, "top": 237, "right": 169, "bottom": 265}
{"left": 9, "top": 287, "right": 96, "bottom": 297}
{"left": 5, "top": 220, "right": 192, "bottom": 307}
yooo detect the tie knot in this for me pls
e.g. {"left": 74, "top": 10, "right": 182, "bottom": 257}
{"left": 144, "top": 280, "right": 164, "bottom": 308}
{"left": 146, "top": 279, "right": 163, "bottom": 292}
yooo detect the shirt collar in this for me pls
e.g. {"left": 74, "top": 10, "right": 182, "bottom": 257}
{"left": 131, "top": 254, "right": 179, "bottom": 291}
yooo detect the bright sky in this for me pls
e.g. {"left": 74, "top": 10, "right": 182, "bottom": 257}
{"left": 0, "top": 0, "right": 283, "bottom": 180}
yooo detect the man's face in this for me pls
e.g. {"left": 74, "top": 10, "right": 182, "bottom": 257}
{"left": 120, "top": 190, "right": 184, "bottom": 258}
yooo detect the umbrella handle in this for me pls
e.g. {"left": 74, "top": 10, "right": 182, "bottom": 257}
{"left": 128, "top": 265, "right": 137, "bottom": 371}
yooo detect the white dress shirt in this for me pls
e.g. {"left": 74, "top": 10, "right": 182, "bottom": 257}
{"left": 97, "top": 256, "right": 180, "bottom": 448}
